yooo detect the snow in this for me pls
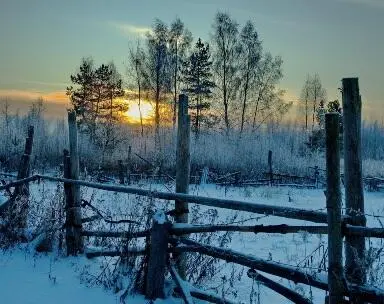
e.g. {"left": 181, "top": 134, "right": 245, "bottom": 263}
{"left": 154, "top": 210, "right": 166, "bottom": 224}
{"left": 1, "top": 179, "right": 384, "bottom": 304}
{"left": 0, "top": 248, "right": 120, "bottom": 304}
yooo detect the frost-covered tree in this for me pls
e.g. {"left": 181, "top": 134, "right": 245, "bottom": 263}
{"left": 169, "top": 18, "right": 193, "bottom": 128}
{"left": 127, "top": 41, "right": 150, "bottom": 137}
{"left": 237, "top": 21, "right": 261, "bottom": 135}
{"left": 212, "top": 12, "right": 239, "bottom": 136}
{"left": 300, "top": 74, "right": 327, "bottom": 131}
{"left": 145, "top": 19, "right": 172, "bottom": 146}
{"left": 251, "top": 53, "right": 287, "bottom": 132}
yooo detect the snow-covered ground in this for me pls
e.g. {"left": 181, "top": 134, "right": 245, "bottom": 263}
{"left": 1, "top": 180, "right": 384, "bottom": 304}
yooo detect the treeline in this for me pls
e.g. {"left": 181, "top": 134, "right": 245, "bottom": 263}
{"left": 0, "top": 98, "right": 383, "bottom": 176}
{"left": 68, "top": 12, "right": 291, "bottom": 143}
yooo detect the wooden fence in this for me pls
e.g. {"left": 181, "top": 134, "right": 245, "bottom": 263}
{"left": 1, "top": 87, "right": 384, "bottom": 303}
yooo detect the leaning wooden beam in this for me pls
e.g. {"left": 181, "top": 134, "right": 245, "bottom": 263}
{"left": 170, "top": 237, "right": 327, "bottom": 290}
{"left": 134, "top": 153, "right": 175, "bottom": 181}
{"left": 36, "top": 174, "right": 333, "bottom": 224}
{"left": 85, "top": 248, "right": 146, "bottom": 259}
{"left": 344, "top": 225, "right": 384, "bottom": 238}
{"left": 0, "top": 176, "right": 40, "bottom": 216}
{"left": 171, "top": 224, "right": 328, "bottom": 235}
{"left": 82, "top": 230, "right": 149, "bottom": 238}
{"left": 169, "top": 262, "right": 194, "bottom": 304}
{"left": 170, "top": 238, "right": 384, "bottom": 303}
{"left": 247, "top": 269, "right": 311, "bottom": 304}
{"left": 0, "top": 173, "right": 18, "bottom": 178}
{"left": 0, "top": 175, "right": 39, "bottom": 191}
{"left": 81, "top": 200, "right": 140, "bottom": 225}
{"left": 184, "top": 286, "right": 238, "bottom": 304}
{"left": 82, "top": 215, "right": 102, "bottom": 224}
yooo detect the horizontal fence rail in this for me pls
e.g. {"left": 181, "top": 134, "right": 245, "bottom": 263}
{"left": 170, "top": 237, "right": 384, "bottom": 303}
{"left": 0, "top": 174, "right": 335, "bottom": 224}
{"left": 171, "top": 223, "right": 329, "bottom": 235}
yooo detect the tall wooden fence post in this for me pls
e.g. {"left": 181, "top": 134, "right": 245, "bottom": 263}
{"left": 14, "top": 125, "right": 34, "bottom": 227}
{"left": 175, "top": 94, "right": 191, "bottom": 279}
{"left": 325, "top": 113, "right": 344, "bottom": 304}
{"left": 67, "top": 110, "right": 83, "bottom": 254}
{"left": 145, "top": 211, "right": 169, "bottom": 300}
{"left": 268, "top": 150, "right": 273, "bottom": 185}
{"left": 342, "top": 78, "right": 366, "bottom": 289}
{"left": 15, "top": 126, "right": 34, "bottom": 197}
{"left": 127, "top": 145, "right": 132, "bottom": 185}
{"left": 118, "top": 160, "right": 124, "bottom": 184}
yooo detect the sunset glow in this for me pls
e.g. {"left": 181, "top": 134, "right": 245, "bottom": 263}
{"left": 125, "top": 100, "right": 154, "bottom": 124}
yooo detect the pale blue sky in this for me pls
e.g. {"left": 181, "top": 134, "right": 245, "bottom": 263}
{"left": 0, "top": 0, "right": 383, "bottom": 119}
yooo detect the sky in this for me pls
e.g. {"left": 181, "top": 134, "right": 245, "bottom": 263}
{"left": 0, "top": 0, "right": 383, "bottom": 120}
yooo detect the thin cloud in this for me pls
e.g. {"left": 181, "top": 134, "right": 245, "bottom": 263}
{"left": 109, "top": 22, "right": 152, "bottom": 37}
{"left": 337, "top": 0, "right": 384, "bottom": 9}
{"left": 19, "top": 80, "right": 70, "bottom": 88}
{"left": 0, "top": 89, "right": 69, "bottom": 104}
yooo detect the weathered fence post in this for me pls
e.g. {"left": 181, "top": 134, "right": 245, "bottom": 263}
{"left": 268, "top": 150, "right": 273, "bottom": 185}
{"left": 342, "top": 78, "right": 366, "bottom": 289}
{"left": 63, "top": 149, "right": 74, "bottom": 255}
{"left": 175, "top": 94, "right": 191, "bottom": 279}
{"left": 127, "top": 145, "right": 132, "bottom": 185}
{"left": 314, "top": 166, "right": 319, "bottom": 189}
{"left": 67, "top": 110, "right": 83, "bottom": 254}
{"left": 14, "top": 125, "right": 34, "bottom": 227}
{"left": 145, "top": 211, "right": 169, "bottom": 299}
{"left": 325, "top": 113, "right": 344, "bottom": 304}
{"left": 15, "top": 126, "right": 34, "bottom": 197}
{"left": 118, "top": 160, "right": 124, "bottom": 184}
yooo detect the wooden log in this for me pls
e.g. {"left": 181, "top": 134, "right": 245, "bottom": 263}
{"left": 170, "top": 224, "right": 328, "bottom": 235}
{"left": 82, "top": 230, "right": 149, "bottom": 238}
{"left": 170, "top": 238, "right": 384, "bottom": 303}
{"left": 247, "top": 269, "right": 312, "bottom": 304}
{"left": 145, "top": 211, "right": 169, "bottom": 300}
{"left": 36, "top": 174, "right": 335, "bottom": 224}
{"left": 344, "top": 225, "right": 384, "bottom": 238}
{"left": 86, "top": 248, "right": 146, "bottom": 259}
{"left": 169, "top": 262, "right": 194, "bottom": 304}
{"left": 342, "top": 78, "right": 366, "bottom": 287}
{"left": 325, "top": 113, "right": 344, "bottom": 304}
{"left": 67, "top": 110, "right": 83, "bottom": 254}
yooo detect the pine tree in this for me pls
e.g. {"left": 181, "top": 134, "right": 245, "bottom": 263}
{"left": 66, "top": 58, "right": 95, "bottom": 130}
{"left": 183, "top": 38, "right": 215, "bottom": 137}
{"left": 67, "top": 59, "right": 125, "bottom": 144}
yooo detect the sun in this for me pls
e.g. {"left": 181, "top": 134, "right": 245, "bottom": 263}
{"left": 125, "top": 100, "right": 154, "bottom": 124}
